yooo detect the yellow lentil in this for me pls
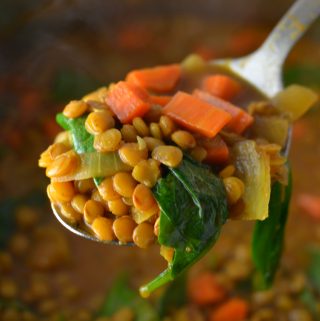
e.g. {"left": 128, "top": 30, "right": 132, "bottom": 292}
{"left": 143, "top": 137, "right": 165, "bottom": 151}
{"left": 132, "top": 117, "right": 149, "bottom": 137}
{"left": 98, "top": 177, "right": 121, "bottom": 201}
{"left": 223, "top": 176, "right": 245, "bottom": 205}
{"left": 113, "top": 172, "right": 137, "bottom": 198}
{"left": 39, "top": 143, "right": 69, "bottom": 168}
{"left": 219, "top": 165, "right": 236, "bottom": 178}
{"left": 48, "top": 182, "right": 75, "bottom": 203}
{"left": 190, "top": 146, "right": 207, "bottom": 162}
{"left": 132, "top": 159, "right": 161, "bottom": 187}
{"left": 150, "top": 122, "right": 163, "bottom": 139}
{"left": 94, "top": 128, "right": 122, "bottom": 152}
{"left": 91, "top": 217, "right": 114, "bottom": 241}
{"left": 83, "top": 200, "right": 104, "bottom": 224}
{"left": 171, "top": 130, "right": 196, "bottom": 149}
{"left": 82, "top": 86, "right": 108, "bottom": 103}
{"left": 46, "top": 151, "right": 79, "bottom": 178}
{"left": 113, "top": 216, "right": 136, "bottom": 244}
{"left": 85, "top": 111, "right": 115, "bottom": 135}
{"left": 71, "top": 195, "right": 88, "bottom": 214}
{"left": 132, "top": 184, "right": 157, "bottom": 212}
{"left": 118, "top": 143, "right": 148, "bottom": 167}
{"left": 54, "top": 131, "right": 72, "bottom": 147}
{"left": 108, "top": 198, "right": 129, "bottom": 216}
{"left": 159, "top": 115, "right": 175, "bottom": 137}
{"left": 121, "top": 124, "right": 138, "bottom": 142}
{"left": 63, "top": 100, "right": 88, "bottom": 119}
{"left": 160, "top": 245, "right": 175, "bottom": 263}
{"left": 152, "top": 145, "right": 183, "bottom": 167}
{"left": 133, "top": 222, "right": 155, "bottom": 248}
{"left": 59, "top": 203, "right": 82, "bottom": 224}
{"left": 75, "top": 178, "right": 95, "bottom": 194}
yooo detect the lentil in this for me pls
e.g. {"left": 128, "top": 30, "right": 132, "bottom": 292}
{"left": 46, "top": 151, "right": 79, "bottom": 177}
{"left": 85, "top": 111, "right": 115, "bottom": 135}
{"left": 83, "top": 86, "right": 108, "bottom": 103}
{"left": 91, "top": 217, "right": 114, "bottom": 241}
{"left": 113, "top": 172, "right": 137, "bottom": 197}
{"left": 71, "top": 194, "right": 88, "bottom": 214}
{"left": 171, "top": 130, "right": 196, "bottom": 149}
{"left": 108, "top": 198, "right": 129, "bottom": 216}
{"left": 133, "top": 222, "right": 155, "bottom": 248}
{"left": 152, "top": 145, "right": 183, "bottom": 167}
{"left": 132, "top": 184, "right": 157, "bottom": 212}
{"left": 159, "top": 115, "right": 176, "bottom": 137}
{"left": 113, "top": 216, "right": 136, "bottom": 244}
{"left": 132, "top": 159, "right": 161, "bottom": 187}
{"left": 59, "top": 203, "right": 82, "bottom": 224}
{"left": 118, "top": 143, "right": 148, "bottom": 167}
{"left": 94, "top": 128, "right": 122, "bottom": 152}
{"left": 98, "top": 177, "right": 121, "bottom": 201}
{"left": 160, "top": 245, "right": 175, "bottom": 263}
{"left": 121, "top": 124, "right": 138, "bottom": 142}
{"left": 39, "top": 143, "right": 69, "bottom": 168}
{"left": 150, "top": 122, "right": 163, "bottom": 139}
{"left": 143, "top": 137, "right": 165, "bottom": 151}
{"left": 48, "top": 181, "right": 75, "bottom": 203}
{"left": 75, "top": 178, "right": 95, "bottom": 194}
{"left": 132, "top": 117, "right": 150, "bottom": 137}
{"left": 154, "top": 217, "right": 160, "bottom": 236}
{"left": 83, "top": 200, "right": 104, "bottom": 224}
{"left": 223, "top": 176, "right": 245, "bottom": 205}
{"left": 190, "top": 146, "right": 207, "bottom": 162}
{"left": 63, "top": 100, "right": 88, "bottom": 118}
{"left": 219, "top": 165, "right": 236, "bottom": 178}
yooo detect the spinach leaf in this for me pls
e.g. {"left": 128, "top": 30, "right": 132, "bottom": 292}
{"left": 157, "top": 273, "right": 187, "bottom": 319}
{"left": 97, "top": 275, "right": 158, "bottom": 321}
{"left": 56, "top": 113, "right": 95, "bottom": 154}
{"left": 141, "top": 157, "right": 228, "bottom": 295}
{"left": 284, "top": 65, "right": 320, "bottom": 87}
{"left": 307, "top": 247, "right": 320, "bottom": 293}
{"left": 252, "top": 167, "right": 292, "bottom": 289}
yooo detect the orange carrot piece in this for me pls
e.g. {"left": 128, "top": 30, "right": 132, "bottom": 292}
{"left": 209, "top": 298, "right": 249, "bottom": 321}
{"left": 162, "top": 91, "right": 232, "bottom": 138}
{"left": 194, "top": 90, "right": 253, "bottom": 134}
{"left": 149, "top": 95, "right": 172, "bottom": 106}
{"left": 126, "top": 64, "right": 181, "bottom": 93}
{"left": 202, "top": 74, "right": 241, "bottom": 100}
{"left": 297, "top": 194, "right": 320, "bottom": 220}
{"left": 200, "top": 136, "right": 229, "bottom": 164}
{"left": 188, "top": 272, "right": 226, "bottom": 305}
{"left": 105, "top": 81, "right": 150, "bottom": 123}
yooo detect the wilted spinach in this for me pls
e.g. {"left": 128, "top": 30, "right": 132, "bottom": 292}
{"left": 140, "top": 157, "right": 228, "bottom": 295}
{"left": 252, "top": 167, "right": 292, "bottom": 289}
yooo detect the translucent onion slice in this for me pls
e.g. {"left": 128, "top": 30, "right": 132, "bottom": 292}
{"left": 233, "top": 140, "right": 271, "bottom": 220}
{"left": 51, "top": 152, "right": 131, "bottom": 182}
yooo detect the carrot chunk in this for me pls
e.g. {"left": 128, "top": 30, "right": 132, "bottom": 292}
{"left": 149, "top": 95, "right": 172, "bottom": 106}
{"left": 105, "top": 81, "right": 150, "bottom": 123}
{"left": 200, "top": 136, "right": 229, "bottom": 164}
{"left": 188, "top": 272, "right": 226, "bottom": 305}
{"left": 297, "top": 193, "right": 320, "bottom": 220}
{"left": 194, "top": 90, "right": 253, "bottom": 134}
{"left": 209, "top": 298, "right": 249, "bottom": 321}
{"left": 162, "top": 91, "right": 232, "bottom": 138}
{"left": 126, "top": 64, "right": 181, "bottom": 93}
{"left": 202, "top": 74, "right": 241, "bottom": 100}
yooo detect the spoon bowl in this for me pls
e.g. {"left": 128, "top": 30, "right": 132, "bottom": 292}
{"left": 52, "top": 0, "right": 319, "bottom": 244}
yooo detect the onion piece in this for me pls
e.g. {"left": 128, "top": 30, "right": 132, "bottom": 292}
{"left": 51, "top": 152, "right": 131, "bottom": 182}
{"left": 233, "top": 140, "right": 271, "bottom": 220}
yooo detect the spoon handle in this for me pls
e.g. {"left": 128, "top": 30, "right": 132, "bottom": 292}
{"left": 259, "top": 0, "right": 320, "bottom": 67}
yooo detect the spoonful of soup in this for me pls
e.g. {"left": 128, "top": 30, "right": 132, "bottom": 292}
{"left": 39, "top": 0, "right": 319, "bottom": 296}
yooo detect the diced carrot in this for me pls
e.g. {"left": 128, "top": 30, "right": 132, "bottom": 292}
{"left": 149, "top": 95, "right": 172, "bottom": 106}
{"left": 194, "top": 90, "right": 253, "bottom": 134}
{"left": 297, "top": 194, "right": 320, "bottom": 220}
{"left": 105, "top": 81, "right": 151, "bottom": 123}
{"left": 200, "top": 136, "right": 229, "bottom": 164}
{"left": 202, "top": 74, "right": 241, "bottom": 101}
{"left": 162, "top": 91, "right": 232, "bottom": 138}
{"left": 188, "top": 272, "right": 226, "bottom": 305}
{"left": 209, "top": 298, "right": 249, "bottom": 321}
{"left": 126, "top": 64, "right": 181, "bottom": 93}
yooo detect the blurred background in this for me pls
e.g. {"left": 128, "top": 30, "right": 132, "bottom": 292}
{"left": 0, "top": 1, "right": 320, "bottom": 320}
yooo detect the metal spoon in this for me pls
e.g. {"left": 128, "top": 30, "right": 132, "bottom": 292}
{"left": 52, "top": 0, "right": 320, "bottom": 245}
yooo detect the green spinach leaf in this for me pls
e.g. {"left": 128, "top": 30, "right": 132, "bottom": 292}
{"left": 56, "top": 113, "right": 94, "bottom": 154}
{"left": 97, "top": 275, "right": 158, "bottom": 321}
{"left": 252, "top": 167, "right": 292, "bottom": 289}
{"left": 140, "top": 157, "right": 228, "bottom": 295}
